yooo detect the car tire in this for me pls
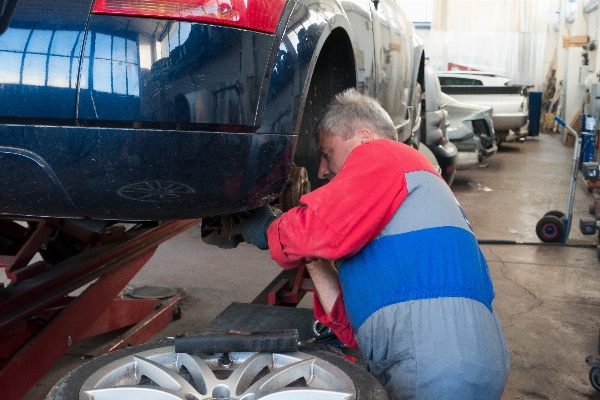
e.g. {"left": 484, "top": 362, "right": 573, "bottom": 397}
{"left": 46, "top": 339, "right": 388, "bottom": 400}
{"left": 535, "top": 215, "right": 564, "bottom": 243}
{"left": 591, "top": 367, "right": 600, "bottom": 391}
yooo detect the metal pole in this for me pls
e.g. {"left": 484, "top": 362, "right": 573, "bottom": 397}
{"left": 555, "top": 116, "right": 581, "bottom": 242}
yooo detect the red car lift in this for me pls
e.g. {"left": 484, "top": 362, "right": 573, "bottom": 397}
{"left": 0, "top": 218, "right": 199, "bottom": 400}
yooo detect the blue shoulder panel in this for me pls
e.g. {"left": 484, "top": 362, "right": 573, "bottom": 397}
{"left": 339, "top": 226, "right": 495, "bottom": 330}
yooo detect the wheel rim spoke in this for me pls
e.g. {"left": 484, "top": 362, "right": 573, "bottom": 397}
{"left": 176, "top": 353, "right": 217, "bottom": 394}
{"left": 85, "top": 385, "right": 184, "bottom": 400}
{"left": 133, "top": 356, "right": 200, "bottom": 396}
{"left": 242, "top": 358, "right": 315, "bottom": 396}
{"left": 225, "top": 353, "right": 274, "bottom": 395}
{"left": 257, "top": 388, "right": 353, "bottom": 400}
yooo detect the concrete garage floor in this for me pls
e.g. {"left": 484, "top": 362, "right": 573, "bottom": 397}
{"left": 23, "top": 132, "right": 600, "bottom": 399}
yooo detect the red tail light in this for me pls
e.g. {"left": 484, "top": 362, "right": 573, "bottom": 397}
{"left": 92, "top": 0, "right": 287, "bottom": 34}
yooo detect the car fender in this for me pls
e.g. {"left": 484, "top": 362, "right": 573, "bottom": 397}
{"left": 292, "top": 9, "right": 357, "bottom": 135}
{"left": 258, "top": 0, "right": 358, "bottom": 137}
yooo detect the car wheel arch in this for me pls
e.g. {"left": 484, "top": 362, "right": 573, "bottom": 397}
{"left": 292, "top": 26, "right": 357, "bottom": 192}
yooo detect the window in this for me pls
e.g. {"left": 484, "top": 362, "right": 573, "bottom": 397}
{"left": 398, "top": 0, "right": 434, "bottom": 29}
{"left": 0, "top": 28, "right": 82, "bottom": 88}
{"left": 81, "top": 32, "right": 140, "bottom": 96}
{"left": 565, "top": 0, "right": 577, "bottom": 23}
{"left": 438, "top": 77, "right": 483, "bottom": 86}
{"left": 584, "top": 0, "right": 598, "bottom": 13}
{"left": 156, "top": 22, "right": 192, "bottom": 60}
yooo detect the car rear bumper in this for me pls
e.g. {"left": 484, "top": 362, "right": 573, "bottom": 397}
{"left": 456, "top": 150, "right": 480, "bottom": 169}
{"left": 0, "top": 124, "right": 294, "bottom": 220}
{"left": 492, "top": 113, "right": 528, "bottom": 133}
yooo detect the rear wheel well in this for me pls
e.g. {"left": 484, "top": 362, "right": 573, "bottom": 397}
{"left": 293, "top": 28, "right": 356, "bottom": 190}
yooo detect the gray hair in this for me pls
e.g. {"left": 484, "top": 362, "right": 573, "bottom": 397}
{"left": 317, "top": 88, "right": 397, "bottom": 141}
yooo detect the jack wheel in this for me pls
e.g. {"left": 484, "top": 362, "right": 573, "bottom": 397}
{"left": 591, "top": 367, "right": 600, "bottom": 391}
{"left": 535, "top": 215, "right": 564, "bottom": 243}
{"left": 544, "top": 210, "right": 565, "bottom": 219}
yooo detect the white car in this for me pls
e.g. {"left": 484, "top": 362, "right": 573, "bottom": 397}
{"left": 441, "top": 93, "right": 498, "bottom": 169}
{"left": 437, "top": 71, "right": 512, "bottom": 86}
{"left": 437, "top": 72, "right": 529, "bottom": 145}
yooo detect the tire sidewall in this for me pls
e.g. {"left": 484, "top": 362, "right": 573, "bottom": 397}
{"left": 46, "top": 340, "right": 388, "bottom": 400}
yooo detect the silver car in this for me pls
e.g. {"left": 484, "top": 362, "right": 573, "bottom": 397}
{"left": 423, "top": 63, "right": 458, "bottom": 185}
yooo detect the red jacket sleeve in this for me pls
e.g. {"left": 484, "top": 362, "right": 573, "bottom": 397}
{"left": 313, "top": 290, "right": 358, "bottom": 348}
{"left": 267, "top": 140, "right": 409, "bottom": 270}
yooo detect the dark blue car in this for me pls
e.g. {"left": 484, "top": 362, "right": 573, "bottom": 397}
{"left": 0, "top": 0, "right": 424, "bottom": 222}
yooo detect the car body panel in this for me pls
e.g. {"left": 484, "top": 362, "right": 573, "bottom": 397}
{"left": 0, "top": 0, "right": 423, "bottom": 221}
{"left": 302, "top": 0, "right": 421, "bottom": 142}
{"left": 259, "top": 2, "right": 328, "bottom": 135}
{"left": 371, "top": 0, "right": 414, "bottom": 136}
{"left": 77, "top": 16, "right": 276, "bottom": 126}
{"left": 442, "top": 93, "right": 497, "bottom": 169}
{"left": 0, "top": 124, "right": 295, "bottom": 220}
{"left": 423, "top": 62, "right": 456, "bottom": 185}
{"left": 439, "top": 72, "right": 528, "bottom": 143}
{"left": 423, "top": 62, "right": 448, "bottom": 146}
{"left": 444, "top": 92, "right": 528, "bottom": 136}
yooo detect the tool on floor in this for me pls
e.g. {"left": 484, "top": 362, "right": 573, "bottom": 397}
{"left": 175, "top": 329, "right": 300, "bottom": 353}
{"left": 535, "top": 116, "right": 582, "bottom": 243}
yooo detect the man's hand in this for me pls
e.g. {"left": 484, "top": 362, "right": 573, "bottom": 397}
{"left": 234, "top": 205, "right": 279, "bottom": 250}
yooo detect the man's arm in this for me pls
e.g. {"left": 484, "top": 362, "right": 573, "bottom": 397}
{"left": 307, "top": 259, "right": 357, "bottom": 348}
{"left": 306, "top": 259, "right": 339, "bottom": 314}
{"left": 268, "top": 142, "right": 409, "bottom": 269}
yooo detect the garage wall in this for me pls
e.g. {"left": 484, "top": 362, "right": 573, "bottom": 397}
{"left": 419, "top": 0, "right": 553, "bottom": 88}
{"left": 411, "top": 0, "right": 600, "bottom": 130}
{"left": 552, "top": 0, "right": 596, "bottom": 125}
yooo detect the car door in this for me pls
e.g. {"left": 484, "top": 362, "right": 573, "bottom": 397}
{"left": 370, "top": 0, "right": 413, "bottom": 141}
{"left": 340, "top": 0, "right": 376, "bottom": 98}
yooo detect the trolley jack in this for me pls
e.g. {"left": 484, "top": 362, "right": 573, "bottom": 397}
{"left": 0, "top": 218, "right": 199, "bottom": 400}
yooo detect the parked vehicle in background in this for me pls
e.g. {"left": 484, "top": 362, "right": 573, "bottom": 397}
{"left": 437, "top": 71, "right": 511, "bottom": 86}
{"left": 423, "top": 63, "right": 457, "bottom": 186}
{"left": 438, "top": 72, "right": 528, "bottom": 146}
{"left": 0, "top": 0, "right": 425, "bottom": 226}
{"left": 442, "top": 93, "right": 497, "bottom": 169}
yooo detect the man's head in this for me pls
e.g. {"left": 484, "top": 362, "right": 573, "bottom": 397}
{"left": 316, "top": 88, "right": 396, "bottom": 181}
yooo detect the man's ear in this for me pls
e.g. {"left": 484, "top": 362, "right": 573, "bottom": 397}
{"left": 358, "top": 128, "right": 375, "bottom": 144}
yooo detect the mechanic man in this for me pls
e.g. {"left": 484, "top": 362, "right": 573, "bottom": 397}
{"left": 237, "top": 88, "right": 510, "bottom": 399}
